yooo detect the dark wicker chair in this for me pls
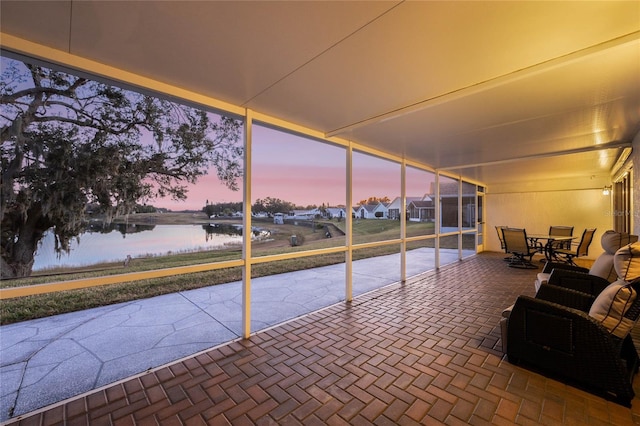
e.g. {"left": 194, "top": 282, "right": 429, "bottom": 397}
{"left": 545, "top": 267, "right": 610, "bottom": 296}
{"left": 506, "top": 280, "right": 640, "bottom": 406}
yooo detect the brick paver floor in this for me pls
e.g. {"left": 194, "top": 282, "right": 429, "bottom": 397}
{"left": 5, "top": 252, "right": 640, "bottom": 425}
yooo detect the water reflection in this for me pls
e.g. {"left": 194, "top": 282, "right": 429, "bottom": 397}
{"left": 85, "top": 221, "right": 156, "bottom": 236}
{"left": 203, "top": 222, "right": 270, "bottom": 240}
{"left": 33, "top": 223, "right": 270, "bottom": 271}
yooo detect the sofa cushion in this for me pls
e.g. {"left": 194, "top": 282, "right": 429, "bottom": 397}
{"left": 614, "top": 242, "right": 640, "bottom": 282}
{"left": 591, "top": 231, "right": 639, "bottom": 281}
{"left": 588, "top": 280, "right": 637, "bottom": 338}
{"left": 534, "top": 273, "right": 549, "bottom": 292}
{"left": 601, "top": 230, "right": 637, "bottom": 254}
{"left": 502, "top": 304, "right": 514, "bottom": 318}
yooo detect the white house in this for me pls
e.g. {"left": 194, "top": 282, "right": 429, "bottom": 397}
{"left": 290, "top": 209, "right": 320, "bottom": 220}
{"left": 356, "top": 203, "right": 389, "bottom": 219}
{"left": 325, "top": 207, "right": 347, "bottom": 220}
{"left": 386, "top": 196, "right": 424, "bottom": 220}
{"left": 408, "top": 198, "right": 435, "bottom": 222}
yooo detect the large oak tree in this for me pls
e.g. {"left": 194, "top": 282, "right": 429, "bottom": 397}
{"left": 0, "top": 58, "right": 242, "bottom": 278}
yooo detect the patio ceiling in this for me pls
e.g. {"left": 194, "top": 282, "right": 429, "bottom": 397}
{"left": 2, "top": 1, "right": 639, "bottom": 187}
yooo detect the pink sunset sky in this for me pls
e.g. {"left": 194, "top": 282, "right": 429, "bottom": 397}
{"left": 158, "top": 125, "right": 435, "bottom": 211}
{"left": 1, "top": 56, "right": 436, "bottom": 213}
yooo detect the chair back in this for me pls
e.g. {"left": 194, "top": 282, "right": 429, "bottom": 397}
{"left": 496, "top": 226, "right": 507, "bottom": 249}
{"left": 549, "top": 225, "right": 573, "bottom": 249}
{"left": 549, "top": 226, "right": 573, "bottom": 237}
{"left": 502, "top": 228, "right": 531, "bottom": 255}
{"left": 576, "top": 228, "right": 596, "bottom": 257}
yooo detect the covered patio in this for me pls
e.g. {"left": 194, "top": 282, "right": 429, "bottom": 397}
{"left": 1, "top": 2, "right": 639, "bottom": 425}
{"left": 4, "top": 252, "right": 640, "bottom": 425}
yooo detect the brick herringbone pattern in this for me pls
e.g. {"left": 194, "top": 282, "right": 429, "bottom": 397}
{"left": 6, "top": 253, "right": 640, "bottom": 425}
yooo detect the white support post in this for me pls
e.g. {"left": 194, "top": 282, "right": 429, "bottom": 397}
{"left": 345, "top": 143, "right": 353, "bottom": 302}
{"left": 400, "top": 160, "right": 406, "bottom": 282}
{"left": 435, "top": 173, "right": 440, "bottom": 269}
{"left": 458, "top": 178, "right": 463, "bottom": 260}
{"left": 242, "top": 109, "right": 253, "bottom": 339}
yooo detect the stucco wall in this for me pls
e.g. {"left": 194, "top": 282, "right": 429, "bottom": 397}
{"left": 486, "top": 189, "right": 612, "bottom": 259}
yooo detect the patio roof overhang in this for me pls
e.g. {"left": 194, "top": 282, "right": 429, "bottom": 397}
{"left": 1, "top": 1, "right": 639, "bottom": 188}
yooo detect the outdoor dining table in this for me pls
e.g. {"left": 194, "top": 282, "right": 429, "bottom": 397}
{"left": 526, "top": 234, "right": 576, "bottom": 262}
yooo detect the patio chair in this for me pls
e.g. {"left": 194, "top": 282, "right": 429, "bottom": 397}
{"left": 501, "top": 227, "right": 539, "bottom": 269}
{"left": 506, "top": 242, "right": 640, "bottom": 406}
{"left": 496, "top": 225, "right": 507, "bottom": 250}
{"left": 534, "top": 230, "right": 638, "bottom": 292}
{"left": 496, "top": 225, "right": 513, "bottom": 261}
{"left": 548, "top": 225, "right": 574, "bottom": 250}
{"left": 551, "top": 228, "right": 596, "bottom": 265}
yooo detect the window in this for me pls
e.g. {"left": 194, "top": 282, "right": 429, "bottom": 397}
{"left": 251, "top": 125, "right": 347, "bottom": 256}
{"left": 614, "top": 170, "right": 633, "bottom": 234}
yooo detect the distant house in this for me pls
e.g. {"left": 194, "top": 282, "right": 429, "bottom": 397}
{"left": 432, "top": 182, "right": 477, "bottom": 227}
{"left": 387, "top": 196, "right": 424, "bottom": 220}
{"left": 356, "top": 202, "right": 388, "bottom": 219}
{"left": 273, "top": 213, "right": 285, "bottom": 224}
{"left": 408, "top": 198, "right": 435, "bottom": 222}
{"left": 325, "top": 207, "right": 346, "bottom": 220}
{"left": 290, "top": 209, "right": 318, "bottom": 220}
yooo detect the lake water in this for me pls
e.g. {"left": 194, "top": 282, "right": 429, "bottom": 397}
{"left": 33, "top": 223, "right": 267, "bottom": 271}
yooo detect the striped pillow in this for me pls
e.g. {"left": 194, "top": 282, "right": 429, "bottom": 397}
{"left": 613, "top": 242, "right": 640, "bottom": 282}
{"left": 588, "top": 280, "right": 637, "bottom": 338}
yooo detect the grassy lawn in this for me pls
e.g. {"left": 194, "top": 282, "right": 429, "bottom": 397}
{"left": 0, "top": 217, "right": 472, "bottom": 325}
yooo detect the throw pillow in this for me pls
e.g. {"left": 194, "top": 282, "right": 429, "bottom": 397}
{"left": 588, "top": 280, "right": 637, "bottom": 338}
{"left": 614, "top": 242, "right": 640, "bottom": 282}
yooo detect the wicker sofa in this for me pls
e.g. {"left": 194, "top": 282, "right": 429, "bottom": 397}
{"left": 504, "top": 242, "right": 640, "bottom": 406}
{"left": 501, "top": 231, "right": 638, "bottom": 353}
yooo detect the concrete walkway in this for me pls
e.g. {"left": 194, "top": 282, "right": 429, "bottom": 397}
{"left": 0, "top": 248, "right": 467, "bottom": 422}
